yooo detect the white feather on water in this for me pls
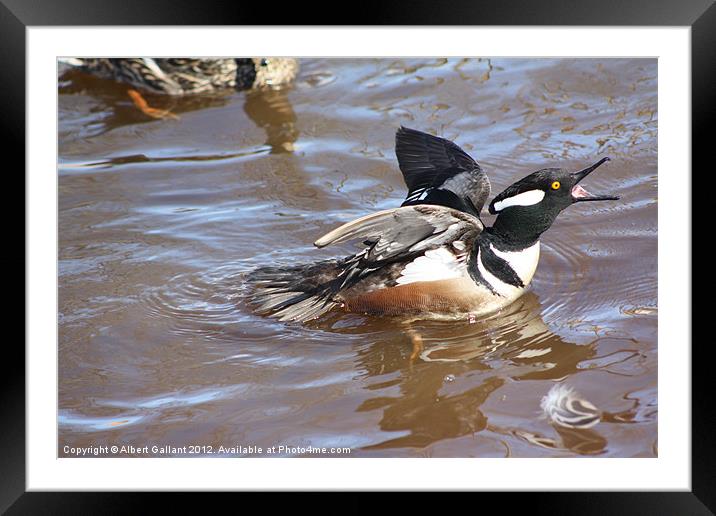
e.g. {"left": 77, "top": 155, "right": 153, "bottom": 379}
{"left": 540, "top": 384, "right": 601, "bottom": 429}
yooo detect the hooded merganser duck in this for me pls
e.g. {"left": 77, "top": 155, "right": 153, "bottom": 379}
{"left": 248, "top": 127, "right": 619, "bottom": 322}
{"left": 60, "top": 58, "right": 299, "bottom": 119}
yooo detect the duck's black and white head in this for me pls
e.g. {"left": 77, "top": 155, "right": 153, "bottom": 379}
{"left": 488, "top": 157, "right": 618, "bottom": 247}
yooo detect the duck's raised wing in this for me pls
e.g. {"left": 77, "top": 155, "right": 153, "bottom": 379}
{"left": 314, "top": 205, "right": 482, "bottom": 264}
{"left": 395, "top": 126, "right": 491, "bottom": 217}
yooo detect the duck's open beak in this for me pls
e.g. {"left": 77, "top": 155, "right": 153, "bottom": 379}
{"left": 570, "top": 157, "right": 620, "bottom": 202}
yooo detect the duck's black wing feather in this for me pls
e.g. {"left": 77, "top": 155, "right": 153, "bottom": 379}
{"left": 395, "top": 126, "right": 491, "bottom": 217}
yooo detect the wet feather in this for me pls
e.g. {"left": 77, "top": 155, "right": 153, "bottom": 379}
{"left": 540, "top": 384, "right": 601, "bottom": 429}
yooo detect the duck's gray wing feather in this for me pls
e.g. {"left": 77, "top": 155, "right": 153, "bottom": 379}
{"left": 314, "top": 205, "right": 482, "bottom": 264}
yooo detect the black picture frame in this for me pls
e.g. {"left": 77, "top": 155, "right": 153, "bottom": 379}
{"left": 6, "top": 0, "right": 709, "bottom": 512}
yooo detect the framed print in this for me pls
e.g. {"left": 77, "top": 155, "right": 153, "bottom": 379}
{"left": 9, "top": 0, "right": 711, "bottom": 511}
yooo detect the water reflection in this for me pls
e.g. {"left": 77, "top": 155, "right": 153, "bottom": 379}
{"left": 512, "top": 425, "right": 607, "bottom": 456}
{"left": 244, "top": 88, "right": 298, "bottom": 153}
{"left": 59, "top": 65, "right": 299, "bottom": 154}
{"left": 59, "top": 66, "right": 234, "bottom": 132}
{"left": 341, "top": 293, "right": 610, "bottom": 452}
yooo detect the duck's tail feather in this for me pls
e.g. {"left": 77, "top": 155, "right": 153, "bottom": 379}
{"left": 247, "top": 259, "right": 344, "bottom": 322}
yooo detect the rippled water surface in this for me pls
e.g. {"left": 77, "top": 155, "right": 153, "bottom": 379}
{"left": 58, "top": 58, "right": 657, "bottom": 457}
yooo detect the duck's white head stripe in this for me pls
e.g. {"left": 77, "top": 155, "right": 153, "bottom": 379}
{"left": 493, "top": 189, "right": 545, "bottom": 212}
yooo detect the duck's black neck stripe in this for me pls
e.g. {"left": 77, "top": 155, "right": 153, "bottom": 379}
{"left": 468, "top": 239, "right": 525, "bottom": 293}
{"left": 467, "top": 248, "right": 498, "bottom": 295}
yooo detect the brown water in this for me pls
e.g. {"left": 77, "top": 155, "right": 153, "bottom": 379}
{"left": 58, "top": 58, "right": 657, "bottom": 458}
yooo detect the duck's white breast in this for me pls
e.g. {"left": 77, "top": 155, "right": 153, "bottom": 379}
{"left": 351, "top": 241, "right": 541, "bottom": 318}
{"left": 490, "top": 241, "right": 541, "bottom": 286}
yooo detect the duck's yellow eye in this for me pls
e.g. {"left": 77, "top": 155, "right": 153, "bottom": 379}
{"left": 551, "top": 181, "right": 561, "bottom": 190}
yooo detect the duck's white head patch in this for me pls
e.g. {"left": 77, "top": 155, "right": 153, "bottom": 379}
{"left": 492, "top": 189, "right": 545, "bottom": 212}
